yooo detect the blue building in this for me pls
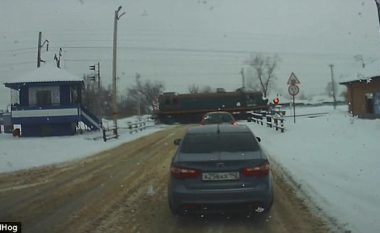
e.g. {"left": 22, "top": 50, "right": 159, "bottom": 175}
{"left": 4, "top": 65, "right": 101, "bottom": 136}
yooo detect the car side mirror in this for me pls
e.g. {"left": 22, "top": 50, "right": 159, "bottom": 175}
{"left": 256, "top": 137, "right": 261, "bottom": 142}
{"left": 173, "top": 138, "right": 181, "bottom": 146}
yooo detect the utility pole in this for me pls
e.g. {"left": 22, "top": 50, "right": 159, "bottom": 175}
{"left": 329, "top": 64, "right": 337, "bottom": 109}
{"left": 136, "top": 73, "right": 141, "bottom": 117}
{"left": 111, "top": 6, "right": 126, "bottom": 137}
{"left": 37, "top": 31, "right": 49, "bottom": 68}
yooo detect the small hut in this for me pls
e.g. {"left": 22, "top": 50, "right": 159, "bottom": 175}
{"left": 340, "top": 63, "right": 380, "bottom": 118}
{"left": 4, "top": 65, "right": 101, "bottom": 136}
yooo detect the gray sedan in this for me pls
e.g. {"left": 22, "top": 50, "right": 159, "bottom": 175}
{"left": 168, "top": 124, "right": 273, "bottom": 215}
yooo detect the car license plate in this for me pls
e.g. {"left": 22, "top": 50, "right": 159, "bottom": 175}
{"left": 202, "top": 172, "right": 240, "bottom": 181}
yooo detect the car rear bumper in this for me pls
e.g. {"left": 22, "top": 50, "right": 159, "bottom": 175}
{"left": 169, "top": 184, "right": 273, "bottom": 212}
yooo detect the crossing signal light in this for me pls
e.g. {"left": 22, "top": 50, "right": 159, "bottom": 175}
{"left": 273, "top": 97, "right": 280, "bottom": 105}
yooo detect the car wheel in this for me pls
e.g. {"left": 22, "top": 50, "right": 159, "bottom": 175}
{"left": 266, "top": 193, "right": 274, "bottom": 211}
{"left": 168, "top": 198, "right": 183, "bottom": 216}
{"left": 258, "top": 194, "right": 274, "bottom": 219}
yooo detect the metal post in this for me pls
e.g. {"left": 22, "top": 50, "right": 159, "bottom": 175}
{"left": 103, "top": 129, "right": 106, "bottom": 142}
{"left": 329, "top": 64, "right": 337, "bottom": 109}
{"left": 97, "top": 62, "right": 101, "bottom": 91}
{"left": 293, "top": 95, "right": 296, "bottom": 123}
{"left": 37, "top": 32, "right": 42, "bottom": 68}
{"left": 281, "top": 119, "right": 284, "bottom": 133}
{"left": 36, "top": 32, "right": 49, "bottom": 68}
{"left": 274, "top": 118, "right": 278, "bottom": 130}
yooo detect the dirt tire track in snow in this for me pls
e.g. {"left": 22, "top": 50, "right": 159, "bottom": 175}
{"left": 0, "top": 125, "right": 330, "bottom": 233}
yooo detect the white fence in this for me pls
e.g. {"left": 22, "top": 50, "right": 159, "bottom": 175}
{"left": 102, "top": 116, "right": 155, "bottom": 142}
{"left": 249, "top": 111, "right": 285, "bottom": 133}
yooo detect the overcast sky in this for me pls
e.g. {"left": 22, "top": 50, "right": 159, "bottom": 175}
{"left": 1, "top": 0, "right": 380, "bottom": 109}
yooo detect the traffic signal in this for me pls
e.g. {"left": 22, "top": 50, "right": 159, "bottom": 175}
{"left": 273, "top": 97, "right": 280, "bottom": 105}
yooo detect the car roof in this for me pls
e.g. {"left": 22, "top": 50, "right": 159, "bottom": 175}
{"left": 187, "top": 124, "right": 251, "bottom": 134}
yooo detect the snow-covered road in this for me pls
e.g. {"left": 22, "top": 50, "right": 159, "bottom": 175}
{"left": 1, "top": 105, "right": 379, "bottom": 233}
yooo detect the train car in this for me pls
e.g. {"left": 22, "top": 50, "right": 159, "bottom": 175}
{"left": 154, "top": 89, "right": 268, "bottom": 123}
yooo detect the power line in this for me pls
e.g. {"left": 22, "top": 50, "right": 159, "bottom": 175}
{"left": 0, "top": 61, "right": 36, "bottom": 68}
{"left": 2, "top": 43, "right": 378, "bottom": 61}
{"left": 58, "top": 45, "right": 380, "bottom": 59}
{"left": 0, "top": 47, "right": 35, "bottom": 53}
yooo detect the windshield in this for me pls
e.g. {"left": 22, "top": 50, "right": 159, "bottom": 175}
{"left": 203, "top": 113, "right": 234, "bottom": 124}
{"left": 0, "top": 1, "right": 379, "bottom": 233}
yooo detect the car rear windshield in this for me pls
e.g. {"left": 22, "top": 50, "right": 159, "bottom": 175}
{"left": 203, "top": 114, "right": 233, "bottom": 124}
{"left": 180, "top": 132, "right": 259, "bottom": 153}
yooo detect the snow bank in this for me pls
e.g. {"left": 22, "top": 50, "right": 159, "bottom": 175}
{"left": 248, "top": 105, "right": 380, "bottom": 233}
{"left": 0, "top": 116, "right": 168, "bottom": 173}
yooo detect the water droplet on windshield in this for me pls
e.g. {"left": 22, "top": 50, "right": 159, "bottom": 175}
{"left": 255, "top": 207, "right": 265, "bottom": 213}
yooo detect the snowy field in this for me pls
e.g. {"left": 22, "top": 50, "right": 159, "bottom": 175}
{"left": 247, "top": 105, "right": 380, "bottom": 233}
{"left": 1, "top": 105, "right": 379, "bottom": 233}
{"left": 0, "top": 116, "right": 169, "bottom": 173}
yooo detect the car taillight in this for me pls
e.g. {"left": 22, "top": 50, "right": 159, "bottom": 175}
{"left": 171, "top": 166, "right": 200, "bottom": 179}
{"left": 241, "top": 162, "right": 270, "bottom": 177}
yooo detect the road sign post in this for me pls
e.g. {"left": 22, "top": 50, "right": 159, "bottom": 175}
{"left": 293, "top": 95, "right": 296, "bottom": 123}
{"left": 287, "top": 73, "right": 300, "bottom": 124}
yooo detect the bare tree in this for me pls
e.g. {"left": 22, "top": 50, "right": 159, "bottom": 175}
{"left": 243, "top": 66, "right": 260, "bottom": 91}
{"left": 201, "top": 85, "right": 213, "bottom": 93}
{"left": 82, "top": 75, "right": 113, "bottom": 118}
{"left": 119, "top": 92, "right": 140, "bottom": 117}
{"left": 127, "top": 73, "right": 165, "bottom": 114}
{"left": 245, "top": 54, "right": 280, "bottom": 98}
{"left": 188, "top": 84, "right": 200, "bottom": 94}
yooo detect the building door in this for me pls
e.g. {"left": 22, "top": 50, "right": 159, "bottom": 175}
{"left": 374, "top": 92, "right": 380, "bottom": 114}
{"left": 365, "top": 93, "right": 374, "bottom": 114}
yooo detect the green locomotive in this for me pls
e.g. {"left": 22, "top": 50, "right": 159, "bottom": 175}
{"left": 154, "top": 89, "right": 268, "bottom": 123}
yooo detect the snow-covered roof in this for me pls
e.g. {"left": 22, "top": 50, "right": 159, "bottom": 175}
{"left": 5, "top": 64, "right": 83, "bottom": 84}
{"left": 340, "top": 62, "right": 380, "bottom": 84}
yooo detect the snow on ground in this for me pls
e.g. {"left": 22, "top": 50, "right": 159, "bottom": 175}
{"left": 1, "top": 105, "right": 379, "bottom": 233}
{"left": 0, "top": 116, "right": 168, "bottom": 173}
{"left": 247, "top": 105, "right": 380, "bottom": 233}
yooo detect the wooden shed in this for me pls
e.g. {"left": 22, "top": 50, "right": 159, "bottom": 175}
{"left": 340, "top": 76, "right": 380, "bottom": 118}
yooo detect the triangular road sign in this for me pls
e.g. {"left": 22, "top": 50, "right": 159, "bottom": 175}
{"left": 287, "top": 72, "right": 300, "bottom": 85}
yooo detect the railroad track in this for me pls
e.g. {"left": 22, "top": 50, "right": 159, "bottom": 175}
{"left": 283, "top": 112, "right": 329, "bottom": 118}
